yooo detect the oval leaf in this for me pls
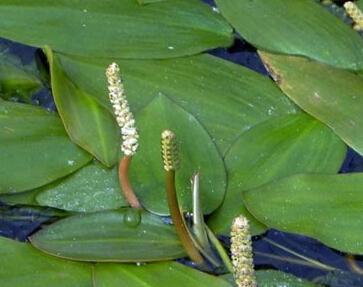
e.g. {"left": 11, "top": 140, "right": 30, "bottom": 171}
{"left": 215, "top": 0, "right": 363, "bottom": 70}
{"left": 0, "top": 0, "right": 232, "bottom": 59}
{"left": 208, "top": 113, "right": 346, "bottom": 235}
{"left": 260, "top": 51, "right": 363, "bottom": 156}
{"left": 243, "top": 173, "right": 363, "bottom": 254}
{"left": 130, "top": 94, "right": 226, "bottom": 215}
{"left": 36, "top": 161, "right": 127, "bottom": 212}
{"left": 0, "top": 101, "right": 92, "bottom": 193}
{"left": 94, "top": 262, "right": 233, "bottom": 287}
{"left": 56, "top": 53, "right": 297, "bottom": 154}
{"left": 0, "top": 237, "right": 92, "bottom": 287}
{"left": 30, "top": 209, "right": 186, "bottom": 262}
{"left": 46, "top": 49, "right": 119, "bottom": 166}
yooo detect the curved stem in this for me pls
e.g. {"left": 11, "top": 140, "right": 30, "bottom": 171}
{"left": 119, "top": 156, "right": 141, "bottom": 209}
{"left": 165, "top": 170, "right": 204, "bottom": 264}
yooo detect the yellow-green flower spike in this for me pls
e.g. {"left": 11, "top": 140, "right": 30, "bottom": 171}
{"left": 344, "top": 1, "right": 363, "bottom": 31}
{"left": 161, "top": 130, "right": 179, "bottom": 171}
{"left": 231, "top": 216, "right": 257, "bottom": 287}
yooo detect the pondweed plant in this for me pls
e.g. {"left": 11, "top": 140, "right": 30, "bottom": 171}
{"left": 1, "top": 0, "right": 363, "bottom": 286}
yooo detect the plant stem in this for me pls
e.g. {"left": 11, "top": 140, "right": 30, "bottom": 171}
{"left": 119, "top": 156, "right": 141, "bottom": 209}
{"left": 205, "top": 225, "right": 234, "bottom": 273}
{"left": 165, "top": 170, "right": 204, "bottom": 264}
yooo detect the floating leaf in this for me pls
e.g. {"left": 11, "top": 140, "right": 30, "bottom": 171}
{"left": 94, "top": 262, "right": 233, "bottom": 287}
{"left": 215, "top": 0, "right": 363, "bottom": 70}
{"left": 243, "top": 173, "right": 363, "bottom": 254}
{"left": 46, "top": 49, "right": 119, "bottom": 166}
{"left": 260, "top": 51, "right": 363, "bottom": 156}
{"left": 56, "top": 53, "right": 297, "bottom": 154}
{"left": 208, "top": 113, "right": 346, "bottom": 235}
{"left": 0, "top": 101, "right": 92, "bottom": 193}
{"left": 36, "top": 161, "right": 127, "bottom": 212}
{"left": 0, "top": 237, "right": 92, "bottom": 287}
{"left": 130, "top": 94, "right": 226, "bottom": 215}
{"left": 0, "top": 0, "right": 232, "bottom": 59}
{"left": 30, "top": 209, "right": 186, "bottom": 262}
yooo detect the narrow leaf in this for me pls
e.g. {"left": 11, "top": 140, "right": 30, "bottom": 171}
{"left": 30, "top": 209, "right": 186, "bottom": 262}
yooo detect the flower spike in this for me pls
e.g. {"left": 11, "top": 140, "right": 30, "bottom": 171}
{"left": 344, "top": 1, "right": 363, "bottom": 31}
{"left": 106, "top": 62, "right": 140, "bottom": 208}
{"left": 106, "top": 62, "right": 139, "bottom": 156}
{"left": 231, "top": 216, "right": 257, "bottom": 287}
{"left": 161, "top": 130, "right": 179, "bottom": 171}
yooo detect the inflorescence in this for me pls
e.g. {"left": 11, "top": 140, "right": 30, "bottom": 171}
{"left": 106, "top": 62, "right": 139, "bottom": 156}
{"left": 231, "top": 216, "right": 257, "bottom": 287}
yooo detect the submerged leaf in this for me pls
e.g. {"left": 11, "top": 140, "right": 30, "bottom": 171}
{"left": 130, "top": 94, "right": 226, "bottom": 215}
{"left": 36, "top": 161, "right": 127, "bottom": 212}
{"left": 260, "top": 51, "right": 363, "bottom": 156}
{"left": 0, "top": 0, "right": 232, "bottom": 59}
{"left": 0, "top": 49, "right": 42, "bottom": 102}
{"left": 208, "top": 113, "right": 346, "bottom": 235}
{"left": 30, "top": 209, "right": 186, "bottom": 262}
{"left": 243, "top": 173, "right": 363, "bottom": 254}
{"left": 0, "top": 101, "right": 92, "bottom": 193}
{"left": 215, "top": 0, "right": 363, "bottom": 70}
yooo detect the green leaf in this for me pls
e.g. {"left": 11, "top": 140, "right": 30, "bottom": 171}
{"left": 30, "top": 209, "right": 186, "bottom": 262}
{"left": 0, "top": 101, "right": 92, "bottom": 193}
{"left": 36, "top": 161, "right": 127, "bottom": 212}
{"left": 46, "top": 49, "right": 119, "bottom": 167}
{"left": 208, "top": 113, "right": 346, "bottom": 235}
{"left": 0, "top": 0, "right": 232, "bottom": 59}
{"left": 260, "top": 51, "right": 363, "bottom": 156}
{"left": 243, "top": 173, "right": 363, "bottom": 254}
{"left": 0, "top": 237, "right": 92, "bottom": 287}
{"left": 55, "top": 53, "right": 297, "bottom": 154}
{"left": 130, "top": 94, "right": 226, "bottom": 215}
{"left": 215, "top": 0, "right": 363, "bottom": 70}
{"left": 0, "top": 49, "right": 42, "bottom": 102}
{"left": 94, "top": 262, "right": 233, "bottom": 287}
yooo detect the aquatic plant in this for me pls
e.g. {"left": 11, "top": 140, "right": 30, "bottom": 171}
{"left": 1, "top": 0, "right": 363, "bottom": 286}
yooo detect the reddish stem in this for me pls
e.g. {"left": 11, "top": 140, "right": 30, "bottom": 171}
{"left": 119, "top": 156, "right": 141, "bottom": 209}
